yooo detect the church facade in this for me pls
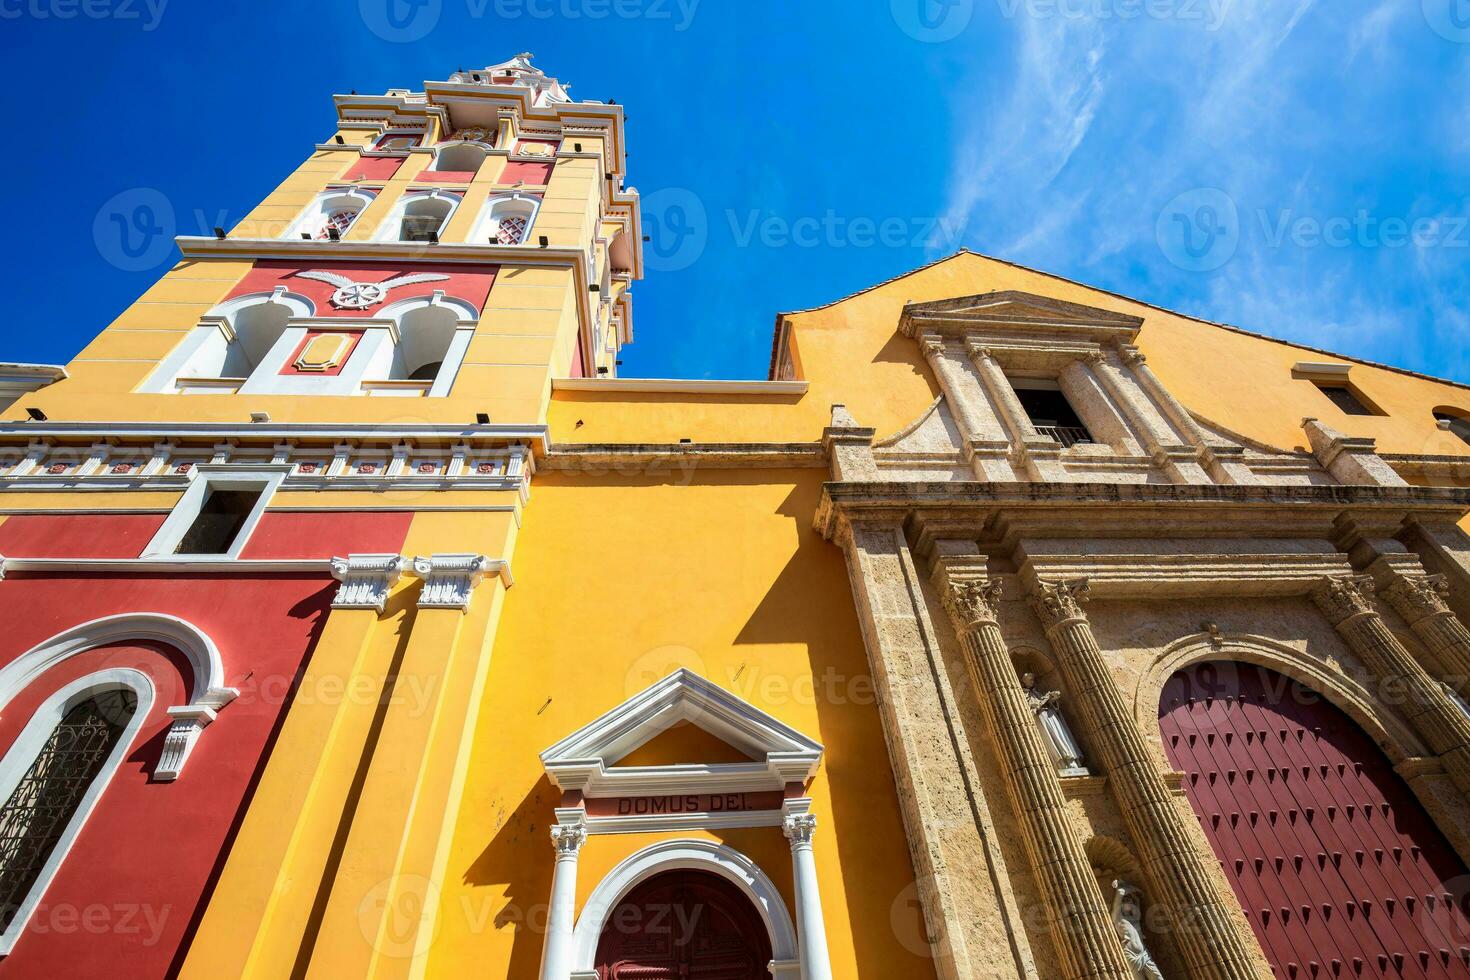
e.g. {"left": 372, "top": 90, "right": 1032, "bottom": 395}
{"left": 1, "top": 55, "right": 1470, "bottom": 980}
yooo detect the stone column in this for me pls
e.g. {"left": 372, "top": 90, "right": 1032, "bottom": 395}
{"left": 937, "top": 575, "right": 1132, "bottom": 980}
{"left": 1313, "top": 575, "right": 1470, "bottom": 798}
{"left": 917, "top": 336, "right": 995, "bottom": 446}
{"left": 781, "top": 799, "right": 833, "bottom": 980}
{"left": 964, "top": 342, "right": 1041, "bottom": 443}
{"left": 539, "top": 810, "right": 587, "bottom": 980}
{"left": 1382, "top": 574, "right": 1470, "bottom": 698}
{"left": 1030, "top": 579, "right": 1259, "bottom": 980}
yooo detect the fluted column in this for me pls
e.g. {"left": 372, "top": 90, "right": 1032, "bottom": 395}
{"left": 539, "top": 811, "right": 587, "bottom": 980}
{"left": 1382, "top": 573, "right": 1470, "bottom": 699}
{"left": 781, "top": 799, "right": 834, "bottom": 980}
{"left": 965, "top": 342, "right": 1042, "bottom": 443}
{"left": 938, "top": 576, "right": 1132, "bottom": 980}
{"left": 1030, "top": 579, "right": 1259, "bottom": 980}
{"left": 1314, "top": 575, "right": 1470, "bottom": 797}
{"left": 917, "top": 336, "right": 993, "bottom": 445}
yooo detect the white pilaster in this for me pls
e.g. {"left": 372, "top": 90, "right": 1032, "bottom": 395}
{"left": 781, "top": 798, "right": 832, "bottom": 980}
{"left": 539, "top": 808, "right": 587, "bottom": 980}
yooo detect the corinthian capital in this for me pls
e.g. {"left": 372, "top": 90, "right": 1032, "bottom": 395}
{"left": 941, "top": 578, "right": 1004, "bottom": 631}
{"left": 964, "top": 340, "right": 994, "bottom": 362}
{"left": 1382, "top": 574, "right": 1451, "bottom": 625}
{"left": 550, "top": 820, "right": 587, "bottom": 856}
{"left": 1312, "top": 574, "right": 1378, "bottom": 625}
{"left": 1029, "top": 579, "right": 1092, "bottom": 630}
{"left": 783, "top": 812, "right": 817, "bottom": 847}
{"left": 920, "top": 336, "right": 945, "bottom": 359}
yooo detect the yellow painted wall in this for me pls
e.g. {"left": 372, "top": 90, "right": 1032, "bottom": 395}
{"left": 424, "top": 468, "right": 935, "bottom": 979}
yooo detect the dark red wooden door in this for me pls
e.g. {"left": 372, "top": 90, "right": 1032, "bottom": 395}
{"left": 1160, "top": 662, "right": 1470, "bottom": 979}
{"left": 594, "top": 869, "right": 773, "bottom": 979}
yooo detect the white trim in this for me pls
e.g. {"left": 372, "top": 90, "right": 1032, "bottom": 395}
{"left": 141, "top": 292, "right": 317, "bottom": 394}
{"left": 0, "top": 421, "right": 548, "bottom": 448}
{"left": 281, "top": 187, "right": 378, "bottom": 241}
{"left": 371, "top": 189, "right": 462, "bottom": 243}
{"left": 569, "top": 839, "right": 799, "bottom": 978}
{"left": 541, "top": 669, "right": 823, "bottom": 797}
{"left": 141, "top": 465, "right": 289, "bottom": 559}
{"left": 468, "top": 192, "right": 543, "bottom": 246}
{"left": 0, "top": 669, "right": 155, "bottom": 954}
{"left": 584, "top": 809, "right": 783, "bottom": 835}
{"left": 0, "top": 557, "right": 334, "bottom": 575}
{"left": 552, "top": 378, "right": 808, "bottom": 396}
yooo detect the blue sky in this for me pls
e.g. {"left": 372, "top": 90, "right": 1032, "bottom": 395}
{"left": 2, "top": 0, "right": 1467, "bottom": 382}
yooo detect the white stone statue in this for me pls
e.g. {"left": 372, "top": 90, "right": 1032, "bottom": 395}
{"left": 1021, "top": 672, "right": 1088, "bottom": 776}
{"left": 1112, "top": 880, "right": 1164, "bottom": 980}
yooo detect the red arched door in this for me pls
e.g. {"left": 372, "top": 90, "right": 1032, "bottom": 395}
{"left": 594, "top": 869, "right": 774, "bottom": 979}
{"left": 1160, "top": 662, "right": 1470, "bottom": 979}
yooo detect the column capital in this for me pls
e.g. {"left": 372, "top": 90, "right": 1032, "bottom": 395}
{"left": 550, "top": 809, "right": 588, "bottom": 856}
{"left": 413, "top": 553, "right": 502, "bottom": 610}
{"left": 1118, "top": 344, "right": 1146, "bottom": 366}
{"left": 919, "top": 335, "right": 946, "bottom": 359}
{"left": 963, "top": 339, "right": 994, "bottom": 362}
{"left": 1312, "top": 574, "right": 1379, "bottom": 626}
{"left": 1382, "top": 574, "right": 1452, "bottom": 625}
{"left": 783, "top": 811, "right": 817, "bottom": 848}
{"left": 941, "top": 577, "right": 1004, "bottom": 632}
{"left": 1028, "top": 578, "right": 1092, "bottom": 631}
{"left": 330, "top": 553, "right": 406, "bottom": 611}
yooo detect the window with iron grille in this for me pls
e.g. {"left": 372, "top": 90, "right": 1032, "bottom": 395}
{"left": 496, "top": 215, "right": 528, "bottom": 245}
{"left": 316, "top": 209, "right": 359, "bottom": 240}
{"left": 0, "top": 691, "right": 135, "bottom": 929}
{"left": 1011, "top": 382, "right": 1095, "bottom": 448}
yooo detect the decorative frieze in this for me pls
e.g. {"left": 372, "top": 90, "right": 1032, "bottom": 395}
{"left": 330, "top": 554, "right": 406, "bottom": 611}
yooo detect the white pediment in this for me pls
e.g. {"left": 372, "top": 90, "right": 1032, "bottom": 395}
{"left": 540, "top": 669, "right": 823, "bottom": 796}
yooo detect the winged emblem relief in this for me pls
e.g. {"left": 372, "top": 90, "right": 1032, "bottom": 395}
{"left": 292, "top": 270, "right": 452, "bottom": 310}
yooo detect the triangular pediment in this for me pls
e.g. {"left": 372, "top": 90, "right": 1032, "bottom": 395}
{"left": 540, "top": 669, "right": 823, "bottom": 796}
{"left": 899, "top": 289, "right": 1143, "bottom": 341}
{"left": 612, "top": 721, "right": 760, "bottom": 768}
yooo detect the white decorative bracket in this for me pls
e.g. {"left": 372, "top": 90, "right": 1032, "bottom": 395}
{"left": 330, "top": 553, "right": 407, "bottom": 611}
{"left": 156, "top": 685, "right": 238, "bottom": 781}
{"left": 412, "top": 553, "right": 510, "bottom": 610}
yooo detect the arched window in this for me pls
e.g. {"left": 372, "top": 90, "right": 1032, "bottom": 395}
{"left": 150, "top": 291, "right": 315, "bottom": 393}
{"left": 358, "top": 294, "right": 479, "bottom": 396}
{"left": 374, "top": 192, "right": 460, "bottom": 243}
{"left": 1435, "top": 408, "right": 1470, "bottom": 446}
{"left": 469, "top": 194, "right": 540, "bottom": 246}
{"left": 430, "top": 141, "right": 489, "bottom": 175}
{"left": 283, "top": 189, "right": 375, "bottom": 241}
{"left": 0, "top": 669, "right": 155, "bottom": 950}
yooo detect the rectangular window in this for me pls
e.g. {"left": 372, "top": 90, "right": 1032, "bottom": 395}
{"left": 400, "top": 215, "right": 441, "bottom": 242}
{"left": 172, "top": 488, "right": 261, "bottom": 555}
{"left": 1011, "top": 380, "right": 1094, "bottom": 447}
{"left": 1313, "top": 382, "right": 1379, "bottom": 417}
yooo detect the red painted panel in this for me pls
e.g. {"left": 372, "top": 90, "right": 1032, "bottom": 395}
{"left": 414, "top": 171, "right": 477, "bottom": 183}
{"left": 500, "top": 160, "right": 553, "bottom": 185}
{"left": 0, "top": 513, "right": 167, "bottom": 558}
{"left": 595, "top": 869, "right": 773, "bottom": 979}
{"left": 277, "top": 328, "right": 364, "bottom": 376}
{"left": 343, "top": 155, "right": 402, "bottom": 181}
{"left": 1160, "top": 663, "right": 1470, "bottom": 979}
{"left": 0, "top": 571, "right": 337, "bottom": 979}
{"left": 224, "top": 260, "right": 496, "bottom": 318}
{"left": 570, "top": 334, "right": 586, "bottom": 378}
{"left": 239, "top": 510, "right": 413, "bottom": 560}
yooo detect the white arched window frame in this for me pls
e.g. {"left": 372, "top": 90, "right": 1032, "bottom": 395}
{"left": 141, "top": 289, "right": 316, "bottom": 394}
{"left": 429, "top": 140, "right": 492, "bottom": 175}
{"left": 282, "top": 188, "right": 377, "bottom": 241}
{"left": 372, "top": 190, "right": 462, "bottom": 243}
{"left": 357, "top": 292, "right": 480, "bottom": 397}
{"left": 0, "top": 668, "right": 155, "bottom": 953}
{"left": 469, "top": 193, "right": 542, "bottom": 246}
{"left": 569, "top": 839, "right": 801, "bottom": 979}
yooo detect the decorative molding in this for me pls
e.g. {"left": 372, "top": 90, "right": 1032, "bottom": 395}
{"left": 1028, "top": 579, "right": 1092, "bottom": 630}
{"left": 330, "top": 554, "right": 406, "bottom": 611}
{"left": 540, "top": 443, "right": 824, "bottom": 472}
{"left": 541, "top": 668, "right": 824, "bottom": 797}
{"left": 1016, "top": 549, "right": 1357, "bottom": 599}
{"left": 1312, "top": 574, "right": 1379, "bottom": 626}
{"left": 781, "top": 798, "right": 817, "bottom": 848}
{"left": 412, "top": 553, "right": 508, "bottom": 608}
{"left": 1, "top": 558, "right": 334, "bottom": 576}
{"left": 551, "top": 808, "right": 588, "bottom": 855}
{"left": 941, "top": 578, "right": 1004, "bottom": 630}
{"left": 155, "top": 705, "right": 218, "bottom": 781}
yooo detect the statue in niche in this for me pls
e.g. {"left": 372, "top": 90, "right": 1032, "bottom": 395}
{"left": 1020, "top": 672, "right": 1088, "bottom": 776}
{"left": 1112, "top": 880, "right": 1165, "bottom": 980}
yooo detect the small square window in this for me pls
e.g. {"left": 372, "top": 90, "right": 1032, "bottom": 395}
{"left": 1313, "top": 383, "right": 1378, "bottom": 416}
{"left": 1010, "top": 380, "right": 1095, "bottom": 447}
{"left": 142, "top": 467, "right": 286, "bottom": 559}
{"left": 173, "top": 488, "right": 261, "bottom": 555}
